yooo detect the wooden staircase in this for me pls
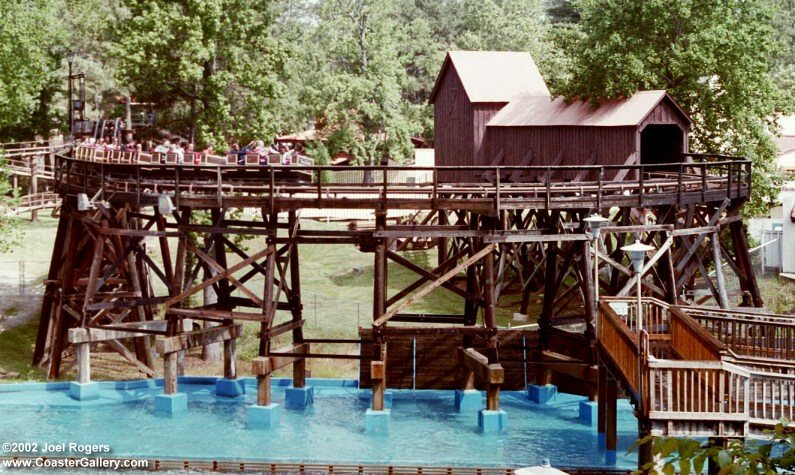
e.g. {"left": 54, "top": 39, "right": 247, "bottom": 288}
{"left": 598, "top": 297, "right": 795, "bottom": 438}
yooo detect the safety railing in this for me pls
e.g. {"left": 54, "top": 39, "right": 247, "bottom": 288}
{"left": 647, "top": 359, "right": 750, "bottom": 419}
{"left": 683, "top": 306, "right": 795, "bottom": 362}
{"left": 599, "top": 297, "right": 795, "bottom": 433}
{"left": 54, "top": 153, "right": 752, "bottom": 212}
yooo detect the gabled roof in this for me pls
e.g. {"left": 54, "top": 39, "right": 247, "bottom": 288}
{"left": 429, "top": 51, "right": 550, "bottom": 104}
{"left": 487, "top": 91, "right": 692, "bottom": 127}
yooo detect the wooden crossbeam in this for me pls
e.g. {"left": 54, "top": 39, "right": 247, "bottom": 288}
{"left": 167, "top": 307, "right": 269, "bottom": 322}
{"left": 188, "top": 241, "right": 265, "bottom": 307}
{"left": 374, "top": 243, "right": 496, "bottom": 327}
{"left": 165, "top": 246, "right": 273, "bottom": 308}
{"left": 156, "top": 324, "right": 241, "bottom": 354}
{"left": 386, "top": 247, "right": 471, "bottom": 305}
{"left": 458, "top": 347, "right": 504, "bottom": 384}
{"left": 259, "top": 319, "right": 305, "bottom": 338}
{"left": 68, "top": 321, "right": 167, "bottom": 343}
{"left": 251, "top": 343, "right": 310, "bottom": 375}
{"left": 105, "top": 339, "right": 157, "bottom": 377}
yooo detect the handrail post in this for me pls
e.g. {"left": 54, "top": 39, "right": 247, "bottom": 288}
{"left": 432, "top": 168, "right": 437, "bottom": 209}
{"left": 597, "top": 167, "right": 604, "bottom": 210}
{"left": 382, "top": 167, "right": 388, "bottom": 201}
{"left": 216, "top": 167, "right": 223, "bottom": 208}
{"left": 701, "top": 163, "right": 707, "bottom": 202}
{"left": 545, "top": 166, "right": 551, "bottom": 209}
{"left": 677, "top": 163, "right": 683, "bottom": 209}
{"left": 269, "top": 167, "right": 275, "bottom": 212}
{"left": 175, "top": 165, "right": 180, "bottom": 208}
{"left": 727, "top": 162, "right": 733, "bottom": 199}
{"left": 136, "top": 166, "right": 141, "bottom": 208}
{"left": 495, "top": 168, "right": 501, "bottom": 213}
{"left": 316, "top": 167, "right": 322, "bottom": 202}
{"left": 638, "top": 164, "right": 644, "bottom": 206}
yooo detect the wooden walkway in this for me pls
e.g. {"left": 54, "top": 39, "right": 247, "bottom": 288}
{"left": 598, "top": 297, "right": 795, "bottom": 438}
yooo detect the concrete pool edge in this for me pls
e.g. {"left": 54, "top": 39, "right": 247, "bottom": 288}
{"left": 0, "top": 456, "right": 633, "bottom": 474}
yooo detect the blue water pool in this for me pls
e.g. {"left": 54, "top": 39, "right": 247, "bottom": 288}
{"left": 0, "top": 378, "right": 639, "bottom": 470}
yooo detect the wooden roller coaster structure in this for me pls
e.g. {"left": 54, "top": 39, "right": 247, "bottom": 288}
{"left": 30, "top": 148, "right": 781, "bottom": 468}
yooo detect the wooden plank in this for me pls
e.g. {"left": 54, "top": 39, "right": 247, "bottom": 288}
{"left": 156, "top": 324, "right": 242, "bottom": 354}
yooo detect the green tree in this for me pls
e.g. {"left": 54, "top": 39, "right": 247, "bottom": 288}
{"left": 0, "top": 156, "right": 19, "bottom": 251}
{"left": 303, "top": 0, "right": 419, "bottom": 169}
{"left": 562, "top": 0, "right": 791, "bottom": 217}
{"left": 771, "top": 0, "right": 795, "bottom": 102}
{"left": 113, "top": 0, "right": 283, "bottom": 148}
{"left": 0, "top": 0, "right": 67, "bottom": 140}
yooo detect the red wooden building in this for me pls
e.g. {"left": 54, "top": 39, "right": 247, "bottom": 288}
{"left": 430, "top": 51, "right": 692, "bottom": 182}
{"left": 429, "top": 51, "right": 550, "bottom": 183}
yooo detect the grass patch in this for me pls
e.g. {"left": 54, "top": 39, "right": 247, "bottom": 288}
{"left": 0, "top": 319, "right": 47, "bottom": 381}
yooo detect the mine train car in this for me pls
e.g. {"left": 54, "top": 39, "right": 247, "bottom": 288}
{"left": 72, "top": 146, "right": 315, "bottom": 183}
{"left": 431, "top": 51, "right": 692, "bottom": 183}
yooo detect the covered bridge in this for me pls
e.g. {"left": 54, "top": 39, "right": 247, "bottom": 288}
{"left": 430, "top": 51, "right": 692, "bottom": 182}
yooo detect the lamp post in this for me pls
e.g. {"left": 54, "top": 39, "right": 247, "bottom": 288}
{"left": 621, "top": 239, "right": 654, "bottom": 333}
{"left": 66, "top": 51, "right": 76, "bottom": 138}
{"left": 584, "top": 214, "right": 609, "bottom": 308}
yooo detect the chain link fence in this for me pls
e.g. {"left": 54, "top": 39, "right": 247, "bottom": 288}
{"left": 0, "top": 260, "right": 49, "bottom": 297}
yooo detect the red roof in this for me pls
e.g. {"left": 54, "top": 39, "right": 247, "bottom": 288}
{"left": 487, "top": 91, "right": 691, "bottom": 127}
{"left": 429, "top": 51, "right": 550, "bottom": 104}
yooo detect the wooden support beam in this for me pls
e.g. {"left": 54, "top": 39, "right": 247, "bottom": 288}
{"left": 258, "top": 319, "right": 305, "bottom": 339}
{"left": 156, "top": 324, "right": 241, "bottom": 354}
{"left": 251, "top": 343, "right": 310, "bottom": 375}
{"left": 606, "top": 376, "right": 618, "bottom": 455}
{"left": 374, "top": 243, "right": 496, "bottom": 327}
{"left": 371, "top": 343, "right": 387, "bottom": 411}
{"left": 164, "top": 351, "right": 178, "bottom": 394}
{"left": 164, "top": 246, "right": 273, "bottom": 308}
{"left": 458, "top": 347, "right": 504, "bottom": 385}
{"left": 105, "top": 338, "right": 157, "bottom": 377}
{"left": 187, "top": 241, "right": 264, "bottom": 308}
{"left": 68, "top": 321, "right": 168, "bottom": 343}
{"left": 373, "top": 211, "right": 387, "bottom": 327}
{"left": 257, "top": 374, "right": 271, "bottom": 406}
{"left": 167, "top": 307, "right": 268, "bottom": 322}
{"left": 711, "top": 232, "right": 730, "bottom": 308}
{"left": 224, "top": 338, "right": 237, "bottom": 379}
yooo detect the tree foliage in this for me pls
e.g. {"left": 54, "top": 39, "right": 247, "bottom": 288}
{"left": 112, "top": 0, "right": 283, "bottom": 149}
{"left": 633, "top": 422, "right": 795, "bottom": 475}
{"left": 561, "top": 0, "right": 792, "bottom": 216}
{"left": 0, "top": 0, "right": 66, "bottom": 141}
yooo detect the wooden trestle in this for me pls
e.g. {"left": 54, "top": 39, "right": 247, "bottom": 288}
{"left": 33, "top": 153, "right": 763, "bottom": 458}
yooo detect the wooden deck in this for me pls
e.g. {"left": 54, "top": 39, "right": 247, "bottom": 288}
{"left": 598, "top": 297, "right": 795, "bottom": 437}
